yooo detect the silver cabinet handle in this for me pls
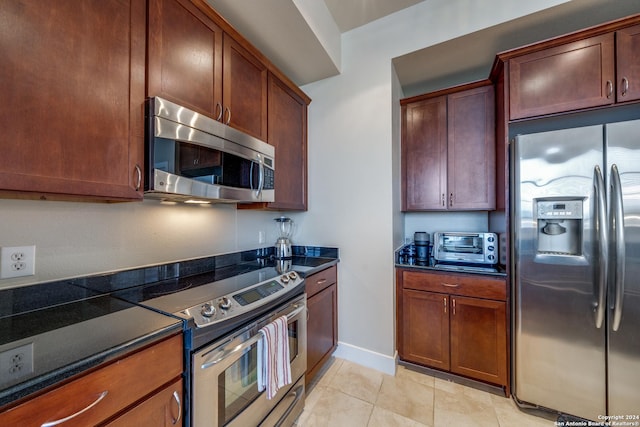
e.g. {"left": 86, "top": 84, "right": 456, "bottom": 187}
{"left": 441, "top": 282, "right": 459, "bottom": 288}
{"left": 449, "top": 193, "right": 453, "bottom": 207}
{"left": 316, "top": 278, "right": 327, "bottom": 285}
{"left": 134, "top": 164, "right": 142, "bottom": 191}
{"left": 593, "top": 165, "right": 608, "bottom": 329}
{"left": 441, "top": 193, "right": 445, "bottom": 207}
{"left": 621, "top": 77, "right": 629, "bottom": 97}
{"left": 610, "top": 164, "right": 625, "bottom": 332}
{"left": 452, "top": 298, "right": 456, "bottom": 316}
{"left": 215, "top": 102, "right": 223, "bottom": 121}
{"left": 224, "top": 107, "right": 231, "bottom": 125}
{"left": 171, "top": 391, "right": 182, "bottom": 425}
{"left": 606, "top": 80, "right": 613, "bottom": 99}
{"left": 41, "top": 391, "right": 108, "bottom": 427}
{"left": 443, "top": 297, "right": 447, "bottom": 314}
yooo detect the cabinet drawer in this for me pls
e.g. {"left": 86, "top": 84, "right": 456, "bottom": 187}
{"left": 305, "top": 265, "right": 337, "bottom": 298}
{"left": 402, "top": 270, "right": 506, "bottom": 301}
{"left": 0, "top": 334, "right": 183, "bottom": 426}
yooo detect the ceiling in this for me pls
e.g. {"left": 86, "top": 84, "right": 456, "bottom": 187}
{"left": 206, "top": 0, "right": 640, "bottom": 96}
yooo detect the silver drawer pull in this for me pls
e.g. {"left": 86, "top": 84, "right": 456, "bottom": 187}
{"left": 172, "top": 391, "right": 182, "bottom": 425}
{"left": 41, "top": 390, "right": 108, "bottom": 427}
{"left": 441, "top": 282, "right": 460, "bottom": 288}
{"left": 316, "top": 278, "right": 327, "bottom": 285}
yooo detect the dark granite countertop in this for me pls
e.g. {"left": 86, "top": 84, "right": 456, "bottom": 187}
{"left": 0, "top": 245, "right": 338, "bottom": 409}
{"left": 395, "top": 263, "right": 507, "bottom": 277}
{"left": 0, "top": 283, "right": 182, "bottom": 408}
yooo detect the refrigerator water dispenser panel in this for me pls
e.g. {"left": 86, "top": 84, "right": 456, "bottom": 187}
{"left": 536, "top": 199, "right": 583, "bottom": 256}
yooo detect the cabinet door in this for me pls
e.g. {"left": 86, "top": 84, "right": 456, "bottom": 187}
{"left": 223, "top": 34, "right": 268, "bottom": 141}
{"left": 450, "top": 296, "right": 507, "bottom": 386}
{"left": 447, "top": 86, "right": 495, "bottom": 210}
{"left": 509, "top": 33, "right": 615, "bottom": 120}
{"left": 306, "top": 283, "right": 338, "bottom": 384}
{"left": 402, "top": 96, "right": 447, "bottom": 211}
{"left": 0, "top": 0, "right": 145, "bottom": 201}
{"left": 400, "top": 290, "right": 449, "bottom": 370}
{"left": 266, "top": 73, "right": 308, "bottom": 210}
{"left": 616, "top": 24, "right": 640, "bottom": 103}
{"left": 104, "top": 379, "right": 183, "bottom": 427}
{"left": 147, "top": 0, "right": 223, "bottom": 118}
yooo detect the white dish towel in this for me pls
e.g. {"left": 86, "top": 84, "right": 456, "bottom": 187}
{"left": 257, "top": 315, "right": 292, "bottom": 400}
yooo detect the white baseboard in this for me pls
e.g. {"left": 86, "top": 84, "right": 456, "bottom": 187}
{"left": 332, "top": 341, "right": 398, "bottom": 376}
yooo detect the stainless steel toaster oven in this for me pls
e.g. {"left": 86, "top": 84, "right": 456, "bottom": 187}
{"left": 432, "top": 232, "right": 498, "bottom": 265}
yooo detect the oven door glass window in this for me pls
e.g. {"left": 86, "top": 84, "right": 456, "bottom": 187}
{"left": 218, "top": 321, "right": 300, "bottom": 425}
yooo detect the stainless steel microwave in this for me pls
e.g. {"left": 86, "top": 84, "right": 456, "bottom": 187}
{"left": 432, "top": 232, "right": 498, "bottom": 265}
{"left": 144, "top": 97, "right": 274, "bottom": 203}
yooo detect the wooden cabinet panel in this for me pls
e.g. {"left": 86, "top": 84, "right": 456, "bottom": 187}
{"left": 401, "top": 83, "right": 495, "bottom": 211}
{"left": 223, "top": 34, "right": 268, "bottom": 141}
{"left": 306, "top": 282, "right": 338, "bottom": 385}
{"left": 402, "top": 270, "right": 506, "bottom": 301}
{"left": 0, "top": 334, "right": 183, "bottom": 426}
{"left": 147, "top": 0, "right": 223, "bottom": 118}
{"left": 616, "top": 24, "right": 640, "bottom": 103}
{"left": 450, "top": 296, "right": 507, "bottom": 386}
{"left": 397, "top": 268, "right": 508, "bottom": 389}
{"left": 305, "top": 265, "right": 337, "bottom": 298}
{"left": 105, "top": 378, "right": 183, "bottom": 427}
{"left": 0, "top": 0, "right": 145, "bottom": 201}
{"left": 509, "top": 34, "right": 615, "bottom": 120}
{"left": 447, "top": 86, "right": 495, "bottom": 209}
{"left": 402, "top": 96, "right": 447, "bottom": 210}
{"left": 400, "top": 289, "right": 450, "bottom": 370}
{"left": 266, "top": 73, "right": 308, "bottom": 210}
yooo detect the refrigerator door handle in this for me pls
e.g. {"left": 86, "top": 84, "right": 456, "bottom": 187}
{"left": 594, "top": 165, "right": 608, "bottom": 329}
{"left": 610, "top": 164, "right": 626, "bottom": 332}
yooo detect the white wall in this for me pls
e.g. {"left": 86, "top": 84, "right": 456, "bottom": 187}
{"left": 297, "top": 0, "right": 569, "bottom": 373}
{"left": 0, "top": 198, "right": 281, "bottom": 289}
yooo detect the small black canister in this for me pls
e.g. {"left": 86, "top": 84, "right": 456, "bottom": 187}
{"left": 414, "top": 232, "right": 430, "bottom": 264}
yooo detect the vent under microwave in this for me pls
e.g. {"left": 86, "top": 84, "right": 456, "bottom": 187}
{"left": 145, "top": 97, "right": 275, "bottom": 203}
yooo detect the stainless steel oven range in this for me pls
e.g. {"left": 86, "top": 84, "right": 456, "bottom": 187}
{"left": 116, "top": 266, "right": 306, "bottom": 427}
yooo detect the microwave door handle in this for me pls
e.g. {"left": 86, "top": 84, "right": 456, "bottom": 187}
{"left": 593, "top": 165, "right": 608, "bottom": 329}
{"left": 610, "top": 164, "right": 625, "bottom": 332}
{"left": 256, "top": 155, "right": 264, "bottom": 198}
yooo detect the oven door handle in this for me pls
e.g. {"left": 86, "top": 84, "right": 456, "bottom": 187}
{"left": 200, "top": 304, "right": 305, "bottom": 370}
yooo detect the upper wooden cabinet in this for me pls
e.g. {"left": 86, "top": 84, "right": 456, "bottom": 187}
{"left": 147, "top": 0, "right": 223, "bottom": 119}
{"left": 616, "top": 24, "right": 640, "bottom": 103}
{"left": 0, "top": 0, "right": 146, "bottom": 201}
{"left": 147, "top": 0, "right": 268, "bottom": 141}
{"left": 508, "top": 22, "right": 640, "bottom": 120}
{"left": 266, "top": 73, "right": 309, "bottom": 210}
{"left": 509, "top": 34, "right": 615, "bottom": 120}
{"left": 401, "top": 83, "right": 496, "bottom": 211}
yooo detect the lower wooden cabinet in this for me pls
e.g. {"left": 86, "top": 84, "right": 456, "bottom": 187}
{"left": 397, "top": 268, "right": 507, "bottom": 390}
{"left": 0, "top": 333, "right": 183, "bottom": 426}
{"left": 306, "top": 266, "right": 338, "bottom": 385}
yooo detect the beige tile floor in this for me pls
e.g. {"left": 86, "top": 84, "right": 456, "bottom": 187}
{"left": 296, "top": 358, "right": 558, "bottom": 427}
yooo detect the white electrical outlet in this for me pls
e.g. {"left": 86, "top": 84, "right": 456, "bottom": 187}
{"left": 258, "top": 231, "right": 266, "bottom": 244}
{"left": 0, "top": 343, "right": 34, "bottom": 386}
{"left": 0, "top": 246, "right": 36, "bottom": 279}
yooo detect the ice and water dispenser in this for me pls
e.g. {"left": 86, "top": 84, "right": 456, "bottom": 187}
{"left": 535, "top": 199, "right": 583, "bottom": 256}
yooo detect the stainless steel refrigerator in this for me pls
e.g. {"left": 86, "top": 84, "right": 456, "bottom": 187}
{"left": 512, "top": 119, "right": 640, "bottom": 421}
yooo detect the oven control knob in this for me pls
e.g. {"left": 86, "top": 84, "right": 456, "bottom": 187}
{"left": 201, "top": 303, "right": 216, "bottom": 318}
{"left": 288, "top": 271, "right": 298, "bottom": 280}
{"left": 218, "top": 296, "right": 232, "bottom": 310}
{"left": 280, "top": 274, "right": 290, "bottom": 284}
